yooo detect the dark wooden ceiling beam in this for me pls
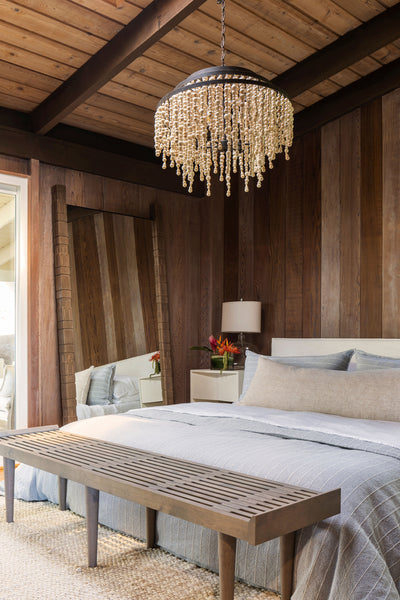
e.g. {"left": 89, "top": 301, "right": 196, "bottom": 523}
{"left": 30, "top": 0, "right": 207, "bottom": 135}
{"left": 0, "top": 118, "right": 204, "bottom": 196}
{"left": 274, "top": 3, "right": 400, "bottom": 99}
{"left": 295, "top": 57, "right": 400, "bottom": 137}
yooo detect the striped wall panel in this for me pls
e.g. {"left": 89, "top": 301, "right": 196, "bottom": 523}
{"left": 225, "top": 87, "right": 400, "bottom": 355}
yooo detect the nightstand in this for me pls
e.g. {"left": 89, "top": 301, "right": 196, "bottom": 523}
{"left": 139, "top": 375, "right": 163, "bottom": 407}
{"left": 190, "top": 369, "right": 244, "bottom": 403}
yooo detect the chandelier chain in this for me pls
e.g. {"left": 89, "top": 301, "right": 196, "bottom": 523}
{"left": 217, "top": 0, "right": 226, "bottom": 66}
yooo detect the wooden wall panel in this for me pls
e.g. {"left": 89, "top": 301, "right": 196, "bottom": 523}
{"left": 225, "top": 90, "right": 398, "bottom": 353}
{"left": 0, "top": 154, "right": 29, "bottom": 176}
{"left": 321, "top": 120, "right": 341, "bottom": 337}
{"left": 72, "top": 214, "right": 108, "bottom": 368}
{"left": 223, "top": 179, "right": 239, "bottom": 303}
{"left": 198, "top": 181, "right": 225, "bottom": 369}
{"left": 238, "top": 180, "right": 255, "bottom": 300}
{"left": 156, "top": 190, "right": 203, "bottom": 403}
{"left": 285, "top": 137, "right": 304, "bottom": 337}
{"left": 134, "top": 218, "right": 158, "bottom": 352}
{"left": 254, "top": 155, "right": 286, "bottom": 356}
{"left": 339, "top": 110, "right": 361, "bottom": 337}
{"left": 34, "top": 164, "right": 223, "bottom": 418}
{"left": 360, "top": 98, "right": 383, "bottom": 337}
{"left": 382, "top": 88, "right": 400, "bottom": 337}
{"left": 16, "top": 85, "right": 400, "bottom": 425}
{"left": 69, "top": 211, "right": 157, "bottom": 371}
{"left": 302, "top": 129, "right": 321, "bottom": 337}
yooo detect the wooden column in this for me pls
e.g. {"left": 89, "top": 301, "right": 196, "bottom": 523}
{"left": 52, "top": 185, "right": 76, "bottom": 424}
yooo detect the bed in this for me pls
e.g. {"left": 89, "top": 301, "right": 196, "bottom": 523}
{"left": 10, "top": 339, "right": 400, "bottom": 599}
{"left": 75, "top": 352, "right": 156, "bottom": 420}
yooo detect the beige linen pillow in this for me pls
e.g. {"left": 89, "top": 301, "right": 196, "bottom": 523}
{"left": 75, "top": 365, "right": 94, "bottom": 404}
{"left": 238, "top": 357, "right": 400, "bottom": 421}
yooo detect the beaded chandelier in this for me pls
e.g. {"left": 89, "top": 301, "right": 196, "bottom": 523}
{"left": 154, "top": 0, "right": 294, "bottom": 197}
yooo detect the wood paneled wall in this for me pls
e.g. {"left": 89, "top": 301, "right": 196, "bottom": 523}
{"left": 34, "top": 165, "right": 211, "bottom": 422}
{"left": 68, "top": 211, "right": 158, "bottom": 371}
{"left": 224, "top": 88, "right": 400, "bottom": 356}
{"left": 1, "top": 86, "right": 399, "bottom": 424}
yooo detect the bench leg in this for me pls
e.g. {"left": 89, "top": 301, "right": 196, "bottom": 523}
{"left": 280, "top": 531, "right": 295, "bottom": 600}
{"left": 85, "top": 486, "right": 99, "bottom": 568}
{"left": 3, "top": 458, "right": 15, "bottom": 523}
{"left": 145, "top": 507, "right": 156, "bottom": 549}
{"left": 58, "top": 477, "right": 67, "bottom": 511}
{"left": 218, "top": 532, "right": 236, "bottom": 600}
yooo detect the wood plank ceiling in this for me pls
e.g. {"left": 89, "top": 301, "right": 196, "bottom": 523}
{"left": 0, "top": 0, "right": 399, "bottom": 151}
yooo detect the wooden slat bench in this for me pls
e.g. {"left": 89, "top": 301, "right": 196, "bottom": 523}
{"left": 0, "top": 427, "right": 341, "bottom": 600}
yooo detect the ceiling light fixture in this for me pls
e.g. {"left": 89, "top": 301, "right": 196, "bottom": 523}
{"left": 154, "top": 0, "right": 294, "bottom": 197}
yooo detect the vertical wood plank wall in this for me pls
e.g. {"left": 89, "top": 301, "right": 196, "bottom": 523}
{"left": 35, "top": 167, "right": 207, "bottom": 421}
{"left": 68, "top": 211, "right": 158, "bottom": 371}
{"left": 1, "top": 87, "right": 399, "bottom": 423}
{"left": 225, "top": 89, "right": 400, "bottom": 356}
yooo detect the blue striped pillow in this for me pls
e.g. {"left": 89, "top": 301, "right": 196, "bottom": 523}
{"left": 348, "top": 349, "right": 400, "bottom": 371}
{"left": 87, "top": 364, "right": 116, "bottom": 405}
{"left": 240, "top": 349, "right": 354, "bottom": 400}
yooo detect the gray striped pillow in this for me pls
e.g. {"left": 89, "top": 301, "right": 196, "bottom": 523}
{"left": 348, "top": 349, "right": 400, "bottom": 371}
{"left": 87, "top": 364, "right": 116, "bottom": 406}
{"left": 240, "top": 349, "right": 354, "bottom": 400}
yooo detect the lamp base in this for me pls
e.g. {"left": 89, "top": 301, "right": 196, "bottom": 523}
{"left": 233, "top": 333, "right": 258, "bottom": 368}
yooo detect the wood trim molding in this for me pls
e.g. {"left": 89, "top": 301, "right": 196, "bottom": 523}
{"left": 274, "top": 4, "right": 400, "bottom": 99}
{"left": 294, "top": 58, "right": 400, "bottom": 137}
{"left": 31, "top": 0, "right": 208, "bottom": 134}
{"left": 52, "top": 185, "right": 77, "bottom": 425}
{"left": 151, "top": 204, "right": 174, "bottom": 405}
{"left": 27, "top": 159, "right": 40, "bottom": 427}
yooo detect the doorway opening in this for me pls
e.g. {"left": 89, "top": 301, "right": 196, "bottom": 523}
{"left": 0, "top": 174, "right": 28, "bottom": 430}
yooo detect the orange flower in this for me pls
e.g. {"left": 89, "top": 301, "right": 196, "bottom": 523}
{"left": 217, "top": 337, "right": 240, "bottom": 355}
{"left": 150, "top": 351, "right": 160, "bottom": 362}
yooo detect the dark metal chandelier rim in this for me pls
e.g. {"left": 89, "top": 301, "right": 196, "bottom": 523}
{"left": 156, "top": 65, "right": 291, "bottom": 110}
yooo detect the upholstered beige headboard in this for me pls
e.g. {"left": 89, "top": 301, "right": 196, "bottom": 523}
{"left": 271, "top": 338, "right": 400, "bottom": 357}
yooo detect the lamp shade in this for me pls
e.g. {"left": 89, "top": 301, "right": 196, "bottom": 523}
{"left": 221, "top": 301, "right": 261, "bottom": 333}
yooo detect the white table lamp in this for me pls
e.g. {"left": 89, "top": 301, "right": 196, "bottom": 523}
{"left": 221, "top": 300, "right": 261, "bottom": 367}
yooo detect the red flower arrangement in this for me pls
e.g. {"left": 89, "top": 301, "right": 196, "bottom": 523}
{"left": 191, "top": 335, "right": 240, "bottom": 370}
{"left": 149, "top": 351, "right": 161, "bottom": 377}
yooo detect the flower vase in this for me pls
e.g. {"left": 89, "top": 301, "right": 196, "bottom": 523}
{"left": 210, "top": 353, "right": 234, "bottom": 370}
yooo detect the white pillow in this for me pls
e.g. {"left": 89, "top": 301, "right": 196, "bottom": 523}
{"left": 240, "top": 349, "right": 354, "bottom": 400}
{"left": 238, "top": 356, "right": 400, "bottom": 421}
{"left": 75, "top": 366, "right": 94, "bottom": 404}
{"left": 112, "top": 375, "right": 139, "bottom": 400}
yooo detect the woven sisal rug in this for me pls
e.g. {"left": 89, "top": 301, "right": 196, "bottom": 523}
{"left": 0, "top": 497, "right": 280, "bottom": 600}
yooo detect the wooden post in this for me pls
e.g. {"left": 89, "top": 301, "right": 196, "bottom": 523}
{"left": 218, "top": 532, "right": 236, "bottom": 600}
{"left": 52, "top": 185, "right": 76, "bottom": 425}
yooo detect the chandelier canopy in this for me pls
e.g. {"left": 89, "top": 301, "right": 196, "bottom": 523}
{"left": 154, "top": 1, "right": 294, "bottom": 197}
